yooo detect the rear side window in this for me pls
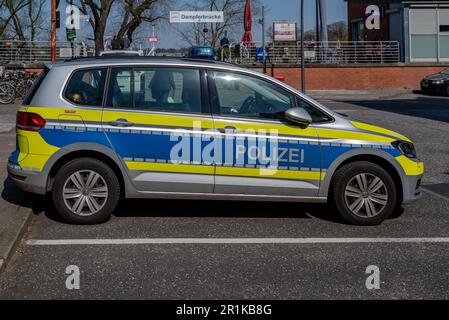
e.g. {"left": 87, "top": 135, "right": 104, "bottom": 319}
{"left": 106, "top": 67, "right": 202, "bottom": 114}
{"left": 23, "top": 67, "right": 49, "bottom": 105}
{"left": 64, "top": 68, "right": 107, "bottom": 106}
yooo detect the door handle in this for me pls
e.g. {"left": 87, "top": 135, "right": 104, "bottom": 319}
{"left": 108, "top": 118, "right": 134, "bottom": 127}
{"left": 217, "top": 126, "right": 236, "bottom": 133}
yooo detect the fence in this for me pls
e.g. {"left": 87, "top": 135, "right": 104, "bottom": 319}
{"left": 0, "top": 40, "right": 95, "bottom": 64}
{"left": 220, "top": 41, "right": 401, "bottom": 65}
{"left": 0, "top": 39, "right": 401, "bottom": 66}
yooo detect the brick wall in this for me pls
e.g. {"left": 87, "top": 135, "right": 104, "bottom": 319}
{"left": 24, "top": 64, "right": 449, "bottom": 91}
{"left": 252, "top": 65, "right": 448, "bottom": 90}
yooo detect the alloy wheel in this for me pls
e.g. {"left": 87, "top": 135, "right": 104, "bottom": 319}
{"left": 62, "top": 170, "right": 109, "bottom": 216}
{"left": 344, "top": 173, "right": 389, "bottom": 218}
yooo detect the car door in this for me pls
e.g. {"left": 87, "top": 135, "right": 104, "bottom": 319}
{"left": 208, "top": 70, "right": 324, "bottom": 197}
{"left": 101, "top": 66, "right": 215, "bottom": 193}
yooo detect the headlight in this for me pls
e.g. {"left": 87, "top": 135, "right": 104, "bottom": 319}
{"left": 433, "top": 80, "right": 444, "bottom": 85}
{"left": 392, "top": 140, "right": 417, "bottom": 159}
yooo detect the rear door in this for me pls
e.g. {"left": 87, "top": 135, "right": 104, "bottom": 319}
{"left": 101, "top": 66, "right": 215, "bottom": 193}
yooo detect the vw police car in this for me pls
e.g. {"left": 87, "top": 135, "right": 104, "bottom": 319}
{"left": 8, "top": 57, "right": 424, "bottom": 225}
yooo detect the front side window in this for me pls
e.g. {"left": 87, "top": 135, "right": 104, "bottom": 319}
{"left": 64, "top": 68, "right": 106, "bottom": 106}
{"left": 210, "top": 71, "right": 295, "bottom": 120}
{"left": 106, "top": 67, "right": 202, "bottom": 113}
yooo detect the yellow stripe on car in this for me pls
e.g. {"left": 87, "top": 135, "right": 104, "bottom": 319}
{"left": 351, "top": 121, "right": 412, "bottom": 142}
{"left": 316, "top": 128, "right": 395, "bottom": 143}
{"left": 216, "top": 166, "right": 323, "bottom": 181}
{"left": 126, "top": 161, "right": 324, "bottom": 181}
{"left": 17, "top": 129, "right": 60, "bottom": 172}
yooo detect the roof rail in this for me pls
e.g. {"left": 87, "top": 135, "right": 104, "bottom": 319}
{"left": 62, "top": 55, "right": 237, "bottom": 66}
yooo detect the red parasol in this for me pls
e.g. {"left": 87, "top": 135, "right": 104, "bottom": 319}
{"left": 241, "top": 0, "right": 254, "bottom": 47}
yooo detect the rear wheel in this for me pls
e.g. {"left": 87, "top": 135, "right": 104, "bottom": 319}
{"left": 330, "top": 161, "right": 397, "bottom": 226}
{"left": 52, "top": 158, "right": 120, "bottom": 224}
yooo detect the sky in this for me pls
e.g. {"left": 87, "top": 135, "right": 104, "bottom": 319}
{"left": 58, "top": 0, "right": 348, "bottom": 49}
{"left": 155, "top": 0, "right": 348, "bottom": 48}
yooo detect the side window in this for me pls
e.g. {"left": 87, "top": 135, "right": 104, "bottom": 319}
{"left": 107, "top": 68, "right": 132, "bottom": 109}
{"left": 65, "top": 68, "right": 106, "bottom": 106}
{"left": 296, "top": 98, "right": 333, "bottom": 123}
{"left": 210, "top": 71, "right": 295, "bottom": 120}
{"left": 106, "top": 67, "right": 202, "bottom": 113}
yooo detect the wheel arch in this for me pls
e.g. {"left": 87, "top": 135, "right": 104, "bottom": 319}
{"left": 43, "top": 143, "right": 131, "bottom": 198}
{"left": 320, "top": 148, "right": 405, "bottom": 205}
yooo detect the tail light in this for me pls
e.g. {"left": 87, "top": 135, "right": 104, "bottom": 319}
{"left": 16, "top": 111, "right": 46, "bottom": 131}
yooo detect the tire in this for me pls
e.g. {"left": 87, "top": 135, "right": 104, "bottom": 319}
{"left": 52, "top": 158, "right": 120, "bottom": 224}
{"left": 0, "top": 83, "right": 16, "bottom": 104}
{"left": 329, "top": 161, "right": 397, "bottom": 226}
{"left": 446, "top": 85, "right": 449, "bottom": 97}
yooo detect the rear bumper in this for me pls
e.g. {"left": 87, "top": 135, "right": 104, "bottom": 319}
{"left": 7, "top": 161, "right": 47, "bottom": 195}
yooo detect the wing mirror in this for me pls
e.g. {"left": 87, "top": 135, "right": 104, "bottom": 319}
{"left": 284, "top": 108, "right": 312, "bottom": 127}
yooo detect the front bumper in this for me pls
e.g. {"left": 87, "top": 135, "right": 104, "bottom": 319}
{"left": 402, "top": 173, "right": 423, "bottom": 204}
{"left": 7, "top": 161, "right": 47, "bottom": 195}
{"left": 421, "top": 81, "right": 446, "bottom": 94}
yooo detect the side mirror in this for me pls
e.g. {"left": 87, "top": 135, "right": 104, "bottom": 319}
{"left": 284, "top": 108, "right": 312, "bottom": 126}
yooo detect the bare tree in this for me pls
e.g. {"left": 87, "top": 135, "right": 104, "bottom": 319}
{"left": 25, "top": 0, "right": 46, "bottom": 41}
{"left": 0, "top": 0, "right": 28, "bottom": 39}
{"left": 0, "top": 0, "right": 47, "bottom": 41}
{"left": 115, "top": 0, "right": 165, "bottom": 44}
{"left": 69, "top": 0, "right": 115, "bottom": 54}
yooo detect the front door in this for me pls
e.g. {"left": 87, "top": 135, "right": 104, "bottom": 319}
{"left": 101, "top": 66, "right": 214, "bottom": 194}
{"left": 208, "top": 70, "right": 324, "bottom": 197}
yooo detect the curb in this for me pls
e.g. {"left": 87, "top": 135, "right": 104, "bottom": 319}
{"left": 0, "top": 206, "right": 33, "bottom": 274}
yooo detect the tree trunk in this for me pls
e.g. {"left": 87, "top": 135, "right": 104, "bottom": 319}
{"left": 95, "top": 30, "right": 105, "bottom": 55}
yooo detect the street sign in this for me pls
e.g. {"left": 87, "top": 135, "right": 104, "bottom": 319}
{"left": 273, "top": 22, "right": 297, "bottom": 42}
{"left": 149, "top": 36, "right": 158, "bottom": 43}
{"left": 169, "top": 11, "right": 224, "bottom": 23}
{"left": 66, "top": 28, "right": 76, "bottom": 42}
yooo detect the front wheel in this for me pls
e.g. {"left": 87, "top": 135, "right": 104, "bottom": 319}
{"left": 52, "top": 158, "right": 120, "bottom": 224}
{"left": 330, "top": 161, "right": 397, "bottom": 226}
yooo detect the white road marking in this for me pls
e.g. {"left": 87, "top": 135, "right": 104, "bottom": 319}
{"left": 25, "top": 237, "right": 449, "bottom": 246}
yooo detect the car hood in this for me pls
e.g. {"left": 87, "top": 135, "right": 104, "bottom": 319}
{"left": 424, "top": 72, "right": 449, "bottom": 81}
{"left": 350, "top": 121, "right": 412, "bottom": 143}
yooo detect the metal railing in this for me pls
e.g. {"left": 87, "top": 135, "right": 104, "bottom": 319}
{"left": 0, "top": 40, "right": 95, "bottom": 64}
{"left": 220, "top": 41, "right": 401, "bottom": 65}
{"left": 0, "top": 39, "right": 400, "bottom": 66}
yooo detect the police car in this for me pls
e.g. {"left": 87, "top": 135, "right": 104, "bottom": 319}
{"left": 8, "top": 57, "right": 424, "bottom": 225}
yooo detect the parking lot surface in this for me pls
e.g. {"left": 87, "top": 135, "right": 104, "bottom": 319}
{"left": 1, "top": 91, "right": 449, "bottom": 299}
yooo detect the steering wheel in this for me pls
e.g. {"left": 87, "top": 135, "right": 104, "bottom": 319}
{"left": 239, "top": 96, "right": 256, "bottom": 115}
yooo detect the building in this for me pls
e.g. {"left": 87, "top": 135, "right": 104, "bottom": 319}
{"left": 347, "top": 0, "right": 449, "bottom": 63}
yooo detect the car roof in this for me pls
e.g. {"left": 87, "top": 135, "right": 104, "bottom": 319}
{"left": 53, "top": 56, "right": 242, "bottom": 70}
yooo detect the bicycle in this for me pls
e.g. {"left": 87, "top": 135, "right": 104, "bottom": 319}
{"left": 0, "top": 81, "right": 16, "bottom": 104}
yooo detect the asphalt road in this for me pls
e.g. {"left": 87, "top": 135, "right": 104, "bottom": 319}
{"left": 1, "top": 91, "right": 449, "bottom": 299}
